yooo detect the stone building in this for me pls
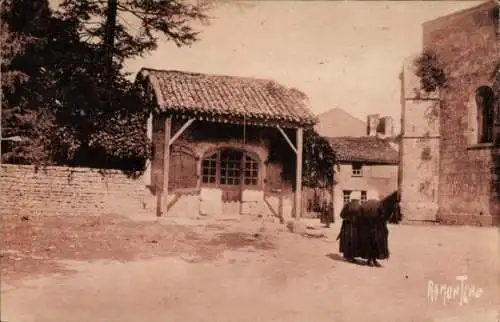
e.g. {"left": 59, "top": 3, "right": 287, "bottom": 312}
{"left": 134, "top": 68, "right": 317, "bottom": 221}
{"left": 326, "top": 114, "right": 400, "bottom": 218}
{"left": 400, "top": 0, "right": 499, "bottom": 225}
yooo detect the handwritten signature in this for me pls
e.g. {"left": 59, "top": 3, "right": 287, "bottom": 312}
{"left": 427, "top": 275, "right": 483, "bottom": 306}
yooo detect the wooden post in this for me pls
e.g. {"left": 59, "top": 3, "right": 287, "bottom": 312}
{"left": 144, "top": 113, "right": 153, "bottom": 187}
{"left": 159, "top": 117, "right": 172, "bottom": 216}
{"left": 331, "top": 171, "right": 336, "bottom": 223}
{"left": 295, "top": 127, "right": 303, "bottom": 219}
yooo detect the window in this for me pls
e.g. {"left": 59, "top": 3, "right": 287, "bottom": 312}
{"left": 343, "top": 190, "right": 351, "bottom": 205}
{"left": 361, "top": 191, "right": 367, "bottom": 203}
{"left": 475, "top": 86, "right": 495, "bottom": 144}
{"left": 201, "top": 148, "right": 259, "bottom": 187}
{"left": 352, "top": 163, "right": 363, "bottom": 176}
{"left": 244, "top": 155, "right": 259, "bottom": 185}
{"left": 202, "top": 153, "right": 217, "bottom": 184}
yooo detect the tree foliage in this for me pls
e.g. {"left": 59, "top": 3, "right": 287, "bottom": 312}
{"left": 267, "top": 127, "right": 337, "bottom": 188}
{"left": 1, "top": 0, "right": 210, "bottom": 174}
{"left": 302, "top": 128, "right": 336, "bottom": 188}
{"left": 58, "top": 0, "right": 210, "bottom": 59}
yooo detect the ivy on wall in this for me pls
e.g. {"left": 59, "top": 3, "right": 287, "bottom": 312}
{"left": 421, "top": 146, "right": 432, "bottom": 161}
{"left": 414, "top": 49, "right": 447, "bottom": 93}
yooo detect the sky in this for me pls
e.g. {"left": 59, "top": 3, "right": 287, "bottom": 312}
{"left": 125, "top": 1, "right": 483, "bottom": 133}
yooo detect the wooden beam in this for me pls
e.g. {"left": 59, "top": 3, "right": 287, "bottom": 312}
{"left": 166, "top": 111, "right": 308, "bottom": 129}
{"left": 158, "top": 117, "right": 172, "bottom": 217}
{"left": 331, "top": 172, "right": 336, "bottom": 223}
{"left": 144, "top": 113, "right": 153, "bottom": 187}
{"left": 169, "top": 118, "right": 195, "bottom": 146}
{"left": 294, "top": 127, "right": 303, "bottom": 219}
{"left": 152, "top": 117, "right": 162, "bottom": 217}
{"left": 276, "top": 125, "right": 297, "bottom": 154}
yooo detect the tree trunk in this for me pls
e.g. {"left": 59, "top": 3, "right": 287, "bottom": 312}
{"left": 103, "top": 0, "right": 118, "bottom": 90}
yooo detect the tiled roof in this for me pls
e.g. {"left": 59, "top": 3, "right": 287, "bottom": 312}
{"left": 137, "top": 68, "right": 317, "bottom": 127}
{"left": 326, "top": 136, "right": 399, "bottom": 165}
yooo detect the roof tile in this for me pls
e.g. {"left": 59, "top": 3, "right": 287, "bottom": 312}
{"left": 326, "top": 136, "right": 399, "bottom": 164}
{"left": 138, "top": 68, "right": 317, "bottom": 126}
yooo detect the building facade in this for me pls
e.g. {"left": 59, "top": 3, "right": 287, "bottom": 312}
{"left": 400, "top": 0, "right": 499, "bottom": 225}
{"left": 135, "top": 68, "right": 317, "bottom": 221}
{"left": 326, "top": 116, "right": 400, "bottom": 218}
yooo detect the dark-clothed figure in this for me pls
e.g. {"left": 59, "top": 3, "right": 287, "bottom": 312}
{"left": 358, "top": 197, "right": 390, "bottom": 267}
{"left": 320, "top": 201, "right": 334, "bottom": 227}
{"left": 337, "top": 197, "right": 362, "bottom": 262}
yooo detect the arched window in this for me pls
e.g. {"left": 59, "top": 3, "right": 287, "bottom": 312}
{"left": 201, "top": 148, "right": 260, "bottom": 187}
{"left": 475, "top": 86, "right": 495, "bottom": 144}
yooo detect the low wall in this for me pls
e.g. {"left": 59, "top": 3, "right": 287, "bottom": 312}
{"left": 0, "top": 164, "right": 299, "bottom": 220}
{"left": 0, "top": 164, "right": 152, "bottom": 217}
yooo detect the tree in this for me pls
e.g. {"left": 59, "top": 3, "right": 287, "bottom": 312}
{"left": 1, "top": 0, "right": 210, "bottom": 173}
{"left": 56, "top": 0, "right": 210, "bottom": 66}
{"left": 1, "top": 0, "right": 61, "bottom": 163}
{"left": 302, "top": 128, "right": 336, "bottom": 188}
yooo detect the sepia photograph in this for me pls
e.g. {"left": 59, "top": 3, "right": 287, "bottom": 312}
{"left": 1, "top": 0, "right": 499, "bottom": 321}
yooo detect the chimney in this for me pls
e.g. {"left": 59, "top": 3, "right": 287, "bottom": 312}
{"left": 367, "top": 114, "right": 380, "bottom": 136}
{"left": 378, "top": 116, "right": 395, "bottom": 138}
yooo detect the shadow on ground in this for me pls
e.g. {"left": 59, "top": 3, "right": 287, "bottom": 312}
{"left": 206, "top": 232, "right": 275, "bottom": 250}
{"left": 2, "top": 214, "right": 278, "bottom": 280}
{"left": 325, "top": 253, "right": 369, "bottom": 266}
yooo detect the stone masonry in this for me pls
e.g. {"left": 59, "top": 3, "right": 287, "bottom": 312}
{"left": 400, "top": 55, "right": 441, "bottom": 222}
{"left": 400, "top": 1, "right": 499, "bottom": 225}
{"left": 0, "top": 164, "right": 152, "bottom": 217}
{"left": 424, "top": 1, "right": 499, "bottom": 225}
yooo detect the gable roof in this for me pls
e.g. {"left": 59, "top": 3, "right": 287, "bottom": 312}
{"left": 136, "top": 68, "right": 317, "bottom": 128}
{"left": 314, "top": 108, "right": 366, "bottom": 137}
{"left": 326, "top": 136, "right": 399, "bottom": 165}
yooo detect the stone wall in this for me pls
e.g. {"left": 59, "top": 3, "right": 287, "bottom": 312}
{"left": 400, "top": 55, "right": 441, "bottom": 223}
{"left": 0, "top": 163, "right": 293, "bottom": 220}
{"left": 0, "top": 164, "right": 152, "bottom": 217}
{"left": 422, "top": 1, "right": 499, "bottom": 225}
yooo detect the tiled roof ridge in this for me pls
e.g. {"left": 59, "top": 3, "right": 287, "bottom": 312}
{"left": 140, "top": 68, "right": 302, "bottom": 92}
{"left": 325, "top": 135, "right": 400, "bottom": 164}
{"left": 137, "top": 67, "right": 316, "bottom": 126}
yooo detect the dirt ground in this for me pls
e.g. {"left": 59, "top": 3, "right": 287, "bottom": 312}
{"left": 1, "top": 213, "right": 499, "bottom": 322}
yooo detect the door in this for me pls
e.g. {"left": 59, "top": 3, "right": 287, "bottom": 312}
{"left": 200, "top": 148, "right": 261, "bottom": 203}
{"left": 219, "top": 149, "right": 243, "bottom": 202}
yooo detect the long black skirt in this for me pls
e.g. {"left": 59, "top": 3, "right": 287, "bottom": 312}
{"left": 357, "top": 219, "right": 389, "bottom": 260}
{"left": 338, "top": 220, "right": 359, "bottom": 259}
